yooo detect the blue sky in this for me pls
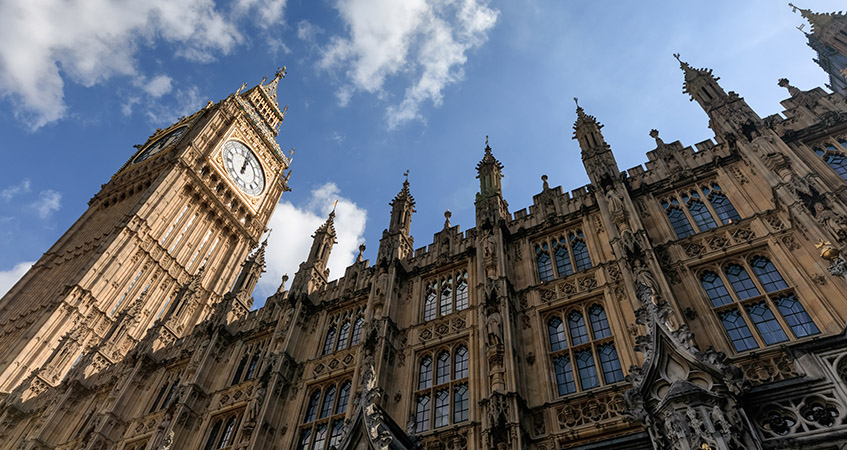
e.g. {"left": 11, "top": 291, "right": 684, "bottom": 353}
{"left": 0, "top": 0, "right": 843, "bottom": 304}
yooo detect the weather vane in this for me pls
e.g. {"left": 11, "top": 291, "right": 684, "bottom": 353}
{"left": 403, "top": 169, "right": 410, "bottom": 181}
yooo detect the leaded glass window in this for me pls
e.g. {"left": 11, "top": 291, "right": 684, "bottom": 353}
{"left": 335, "top": 321, "right": 350, "bottom": 351}
{"left": 746, "top": 302, "right": 788, "bottom": 345}
{"left": 536, "top": 245, "right": 554, "bottom": 282}
{"left": 725, "top": 264, "right": 760, "bottom": 300}
{"left": 720, "top": 309, "right": 758, "bottom": 352}
{"left": 700, "top": 271, "right": 733, "bottom": 307}
{"left": 423, "top": 270, "right": 470, "bottom": 321}
{"left": 814, "top": 143, "right": 847, "bottom": 181}
{"left": 534, "top": 231, "right": 592, "bottom": 282}
{"left": 300, "top": 379, "right": 352, "bottom": 450}
{"left": 750, "top": 256, "right": 789, "bottom": 293}
{"left": 414, "top": 344, "right": 470, "bottom": 432}
{"left": 687, "top": 199, "right": 718, "bottom": 231}
{"left": 322, "top": 326, "right": 336, "bottom": 355}
{"left": 775, "top": 294, "right": 820, "bottom": 338}
{"left": 664, "top": 200, "right": 695, "bottom": 238}
{"left": 554, "top": 244, "right": 573, "bottom": 277}
{"left": 705, "top": 184, "right": 741, "bottom": 224}
{"left": 350, "top": 317, "right": 364, "bottom": 345}
{"left": 546, "top": 302, "right": 624, "bottom": 398}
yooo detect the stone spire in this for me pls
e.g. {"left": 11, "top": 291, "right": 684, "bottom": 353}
{"left": 378, "top": 177, "right": 416, "bottom": 262}
{"left": 790, "top": 3, "right": 836, "bottom": 34}
{"left": 389, "top": 173, "right": 415, "bottom": 237}
{"left": 231, "top": 238, "right": 268, "bottom": 297}
{"left": 310, "top": 206, "right": 338, "bottom": 265}
{"left": 291, "top": 208, "right": 337, "bottom": 297}
{"left": 675, "top": 53, "right": 728, "bottom": 110}
{"left": 573, "top": 99, "right": 620, "bottom": 185}
{"left": 475, "top": 136, "right": 509, "bottom": 227}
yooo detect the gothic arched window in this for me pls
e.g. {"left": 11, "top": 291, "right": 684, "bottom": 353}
{"left": 568, "top": 311, "right": 589, "bottom": 345}
{"left": 547, "top": 318, "right": 567, "bottom": 351}
{"left": 322, "top": 326, "right": 336, "bottom": 355}
{"left": 336, "top": 321, "right": 351, "bottom": 351}
{"left": 700, "top": 271, "right": 733, "bottom": 307}
{"left": 570, "top": 231, "right": 592, "bottom": 271}
{"left": 554, "top": 243, "right": 573, "bottom": 277}
{"left": 300, "top": 379, "right": 353, "bottom": 450}
{"left": 663, "top": 199, "right": 695, "bottom": 238}
{"left": 350, "top": 316, "right": 365, "bottom": 345}
{"left": 683, "top": 191, "right": 717, "bottom": 232}
{"left": 545, "top": 302, "right": 624, "bottom": 398}
{"left": 204, "top": 420, "right": 222, "bottom": 450}
{"left": 422, "top": 270, "right": 470, "bottom": 321}
{"left": 414, "top": 344, "right": 470, "bottom": 432}
{"left": 536, "top": 244, "right": 554, "bottom": 282}
{"left": 814, "top": 143, "right": 847, "bottom": 181}
{"left": 704, "top": 183, "right": 740, "bottom": 224}
{"left": 698, "top": 254, "right": 819, "bottom": 353}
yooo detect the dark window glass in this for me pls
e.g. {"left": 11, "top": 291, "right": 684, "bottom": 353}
{"left": 350, "top": 317, "right": 364, "bottom": 345}
{"left": 571, "top": 240, "right": 592, "bottom": 271}
{"left": 204, "top": 420, "right": 222, "bottom": 450}
{"left": 824, "top": 154, "right": 847, "bottom": 181}
{"left": 709, "top": 191, "right": 741, "bottom": 224}
{"left": 568, "top": 311, "right": 589, "bottom": 346}
{"left": 548, "top": 317, "right": 568, "bottom": 351}
{"left": 553, "top": 355, "right": 576, "bottom": 396}
{"left": 454, "top": 346, "right": 469, "bottom": 379}
{"left": 747, "top": 302, "right": 788, "bottom": 345}
{"left": 588, "top": 305, "right": 611, "bottom": 339}
{"left": 725, "top": 264, "right": 760, "bottom": 300}
{"left": 700, "top": 271, "right": 733, "bottom": 307}
{"left": 336, "top": 381, "right": 351, "bottom": 414}
{"left": 775, "top": 294, "right": 820, "bottom": 338}
{"left": 296, "top": 428, "right": 311, "bottom": 450}
{"left": 424, "top": 290, "right": 437, "bottom": 321}
{"left": 434, "top": 389, "right": 449, "bottom": 428}
{"left": 151, "top": 381, "right": 169, "bottom": 413}
{"left": 320, "top": 385, "right": 336, "bottom": 419}
{"left": 232, "top": 353, "right": 248, "bottom": 385}
{"left": 322, "top": 326, "right": 336, "bottom": 355}
{"left": 312, "top": 423, "right": 327, "bottom": 450}
{"left": 537, "top": 251, "right": 554, "bottom": 282}
{"left": 688, "top": 200, "right": 718, "bottom": 231}
{"left": 720, "top": 309, "right": 758, "bottom": 352}
{"left": 217, "top": 417, "right": 236, "bottom": 449}
{"left": 554, "top": 245, "right": 573, "bottom": 277}
{"left": 597, "top": 343, "right": 625, "bottom": 384}
{"left": 440, "top": 281, "right": 453, "bottom": 316}
{"left": 436, "top": 351, "right": 450, "bottom": 385}
{"left": 245, "top": 351, "right": 260, "bottom": 381}
{"left": 336, "top": 321, "right": 350, "bottom": 351}
{"left": 667, "top": 207, "right": 695, "bottom": 238}
{"left": 304, "top": 390, "right": 320, "bottom": 423}
{"left": 415, "top": 395, "right": 431, "bottom": 433}
{"left": 418, "top": 357, "right": 432, "bottom": 390}
{"left": 750, "top": 257, "right": 789, "bottom": 293}
{"left": 575, "top": 350, "right": 599, "bottom": 390}
{"left": 454, "top": 383, "right": 469, "bottom": 423}
{"left": 329, "top": 420, "right": 344, "bottom": 448}
{"left": 455, "top": 274, "right": 469, "bottom": 310}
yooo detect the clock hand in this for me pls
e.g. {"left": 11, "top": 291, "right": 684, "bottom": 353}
{"left": 240, "top": 158, "right": 248, "bottom": 175}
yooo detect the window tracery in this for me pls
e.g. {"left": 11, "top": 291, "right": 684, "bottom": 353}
{"left": 414, "top": 343, "right": 470, "bottom": 432}
{"left": 203, "top": 409, "right": 244, "bottom": 450}
{"left": 661, "top": 183, "right": 741, "bottom": 239}
{"left": 812, "top": 139, "right": 847, "bottom": 181}
{"left": 322, "top": 305, "right": 366, "bottom": 356}
{"left": 545, "top": 302, "right": 624, "bottom": 397}
{"left": 148, "top": 368, "right": 183, "bottom": 414}
{"left": 422, "top": 271, "right": 469, "bottom": 321}
{"left": 231, "top": 339, "right": 268, "bottom": 386}
{"left": 534, "top": 230, "right": 592, "bottom": 283}
{"left": 697, "top": 254, "right": 819, "bottom": 353}
{"left": 298, "top": 378, "right": 352, "bottom": 450}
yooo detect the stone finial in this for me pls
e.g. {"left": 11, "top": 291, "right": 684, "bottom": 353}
{"left": 778, "top": 78, "right": 802, "bottom": 97}
{"left": 356, "top": 244, "right": 366, "bottom": 262}
{"left": 541, "top": 174, "right": 549, "bottom": 190}
{"left": 650, "top": 129, "right": 664, "bottom": 146}
{"left": 444, "top": 210, "right": 452, "bottom": 228}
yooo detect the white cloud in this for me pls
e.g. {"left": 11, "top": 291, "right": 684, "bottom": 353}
{"left": 139, "top": 75, "right": 174, "bottom": 98}
{"left": 0, "top": 261, "right": 34, "bottom": 298}
{"left": 257, "top": 183, "right": 367, "bottom": 301}
{"left": 318, "top": 0, "right": 498, "bottom": 128}
{"left": 144, "top": 86, "right": 205, "bottom": 126}
{"left": 0, "top": 0, "right": 244, "bottom": 129}
{"left": 31, "top": 190, "right": 62, "bottom": 219}
{"left": 297, "top": 20, "right": 324, "bottom": 43}
{"left": 0, "top": 179, "right": 31, "bottom": 202}
{"left": 232, "top": 0, "right": 286, "bottom": 27}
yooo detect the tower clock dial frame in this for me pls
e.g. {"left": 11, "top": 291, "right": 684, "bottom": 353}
{"left": 222, "top": 140, "right": 265, "bottom": 197}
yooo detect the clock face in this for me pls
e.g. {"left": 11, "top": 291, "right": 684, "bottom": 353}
{"left": 134, "top": 126, "right": 187, "bottom": 163}
{"left": 222, "top": 140, "right": 265, "bottom": 196}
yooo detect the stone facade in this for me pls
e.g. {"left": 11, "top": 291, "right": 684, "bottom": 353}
{"left": 3, "top": 8, "right": 847, "bottom": 450}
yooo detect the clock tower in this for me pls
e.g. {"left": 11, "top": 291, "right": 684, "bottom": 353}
{"left": 0, "top": 69, "right": 292, "bottom": 399}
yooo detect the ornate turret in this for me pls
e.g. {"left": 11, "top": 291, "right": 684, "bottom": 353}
{"left": 675, "top": 54, "right": 728, "bottom": 111}
{"left": 573, "top": 100, "right": 620, "bottom": 186}
{"left": 790, "top": 4, "right": 847, "bottom": 95}
{"left": 231, "top": 238, "right": 268, "bottom": 298}
{"left": 378, "top": 177, "right": 415, "bottom": 262}
{"left": 475, "top": 137, "right": 509, "bottom": 226}
{"left": 290, "top": 208, "right": 337, "bottom": 298}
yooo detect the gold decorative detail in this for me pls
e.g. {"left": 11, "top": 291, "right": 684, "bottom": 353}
{"left": 817, "top": 239, "right": 840, "bottom": 261}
